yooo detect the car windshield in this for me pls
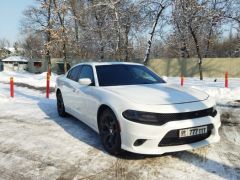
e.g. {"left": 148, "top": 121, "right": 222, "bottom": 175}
{"left": 96, "top": 64, "right": 165, "bottom": 86}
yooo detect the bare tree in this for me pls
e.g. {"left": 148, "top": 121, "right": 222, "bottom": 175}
{"left": 53, "top": 0, "right": 69, "bottom": 73}
{"left": 0, "top": 38, "right": 10, "bottom": 48}
{"left": 21, "top": 0, "right": 54, "bottom": 73}
{"left": 20, "top": 0, "right": 240, "bottom": 71}
{"left": 20, "top": 33, "right": 44, "bottom": 59}
{"left": 141, "top": 0, "right": 168, "bottom": 65}
{"left": 173, "top": 0, "right": 212, "bottom": 80}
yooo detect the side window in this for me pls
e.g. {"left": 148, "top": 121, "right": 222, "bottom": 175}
{"left": 79, "top": 65, "right": 95, "bottom": 86}
{"left": 67, "top": 65, "right": 82, "bottom": 82}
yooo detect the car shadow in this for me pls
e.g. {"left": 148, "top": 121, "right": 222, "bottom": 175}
{"left": 37, "top": 98, "right": 168, "bottom": 160}
{"left": 36, "top": 99, "right": 107, "bottom": 154}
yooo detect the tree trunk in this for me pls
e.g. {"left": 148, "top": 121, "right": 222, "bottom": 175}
{"left": 53, "top": 0, "right": 68, "bottom": 73}
{"left": 46, "top": 0, "right": 52, "bottom": 75}
{"left": 176, "top": 21, "right": 190, "bottom": 58}
{"left": 189, "top": 25, "right": 203, "bottom": 80}
{"left": 70, "top": 0, "right": 79, "bottom": 42}
{"left": 100, "top": 45, "right": 104, "bottom": 60}
{"left": 124, "top": 19, "right": 130, "bottom": 62}
{"left": 93, "top": 8, "right": 105, "bottom": 60}
{"left": 204, "top": 26, "right": 213, "bottom": 58}
{"left": 125, "top": 35, "right": 129, "bottom": 62}
{"left": 143, "top": 5, "right": 165, "bottom": 65}
{"left": 63, "top": 42, "right": 67, "bottom": 73}
{"left": 113, "top": 6, "right": 121, "bottom": 60}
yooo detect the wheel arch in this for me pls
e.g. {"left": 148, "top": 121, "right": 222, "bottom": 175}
{"left": 56, "top": 88, "right": 61, "bottom": 96}
{"left": 97, "top": 104, "right": 121, "bottom": 131}
{"left": 56, "top": 88, "right": 65, "bottom": 105}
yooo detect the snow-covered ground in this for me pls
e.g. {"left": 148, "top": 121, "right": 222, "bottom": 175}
{"left": 0, "top": 71, "right": 58, "bottom": 88}
{"left": 0, "top": 71, "right": 239, "bottom": 179}
{"left": 1, "top": 56, "right": 28, "bottom": 62}
{"left": 167, "top": 77, "right": 240, "bottom": 104}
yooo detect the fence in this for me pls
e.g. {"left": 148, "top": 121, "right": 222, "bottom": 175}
{"left": 149, "top": 58, "right": 240, "bottom": 78}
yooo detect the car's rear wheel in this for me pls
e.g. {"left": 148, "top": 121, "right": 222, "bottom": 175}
{"left": 99, "top": 108, "right": 122, "bottom": 155}
{"left": 57, "top": 91, "right": 67, "bottom": 117}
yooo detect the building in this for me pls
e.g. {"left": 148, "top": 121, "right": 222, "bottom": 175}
{"left": 27, "top": 59, "right": 47, "bottom": 74}
{"left": 28, "top": 58, "right": 71, "bottom": 74}
{"left": 0, "top": 59, "right": 3, "bottom": 71}
{"left": 2, "top": 56, "right": 28, "bottom": 71}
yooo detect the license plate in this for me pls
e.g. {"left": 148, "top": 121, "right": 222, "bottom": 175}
{"left": 179, "top": 126, "right": 207, "bottom": 138}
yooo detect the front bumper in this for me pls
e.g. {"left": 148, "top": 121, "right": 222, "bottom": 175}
{"left": 120, "top": 113, "right": 221, "bottom": 155}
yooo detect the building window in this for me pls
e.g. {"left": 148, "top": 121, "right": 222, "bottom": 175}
{"left": 34, "top": 62, "right": 42, "bottom": 68}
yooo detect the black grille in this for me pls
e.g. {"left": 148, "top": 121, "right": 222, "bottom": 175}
{"left": 157, "top": 107, "right": 216, "bottom": 122}
{"left": 158, "top": 124, "right": 213, "bottom": 147}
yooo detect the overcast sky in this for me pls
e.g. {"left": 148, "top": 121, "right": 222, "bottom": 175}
{"left": 0, "top": 0, "right": 34, "bottom": 46}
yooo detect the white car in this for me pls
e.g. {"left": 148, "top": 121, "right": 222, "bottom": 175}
{"left": 55, "top": 62, "right": 221, "bottom": 155}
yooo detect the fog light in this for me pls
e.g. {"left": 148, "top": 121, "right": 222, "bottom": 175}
{"left": 134, "top": 139, "right": 147, "bottom": 146}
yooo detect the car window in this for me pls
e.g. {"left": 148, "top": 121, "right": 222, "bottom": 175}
{"left": 78, "top": 65, "right": 95, "bottom": 86}
{"left": 131, "top": 67, "right": 156, "bottom": 82}
{"left": 96, "top": 65, "right": 165, "bottom": 86}
{"left": 67, "top": 65, "right": 82, "bottom": 82}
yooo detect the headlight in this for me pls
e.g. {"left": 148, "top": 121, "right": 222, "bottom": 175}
{"left": 122, "top": 110, "right": 159, "bottom": 124}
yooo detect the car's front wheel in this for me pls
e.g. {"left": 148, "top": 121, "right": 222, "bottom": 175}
{"left": 57, "top": 91, "right": 67, "bottom": 117}
{"left": 99, "top": 108, "right": 122, "bottom": 155}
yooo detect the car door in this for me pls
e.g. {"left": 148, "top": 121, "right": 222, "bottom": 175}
{"left": 72, "top": 65, "right": 98, "bottom": 127}
{"left": 61, "top": 65, "right": 82, "bottom": 112}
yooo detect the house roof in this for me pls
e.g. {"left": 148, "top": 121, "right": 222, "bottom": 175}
{"left": 2, "top": 56, "right": 28, "bottom": 62}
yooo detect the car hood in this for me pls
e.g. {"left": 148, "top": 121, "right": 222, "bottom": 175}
{"left": 103, "top": 84, "right": 209, "bottom": 105}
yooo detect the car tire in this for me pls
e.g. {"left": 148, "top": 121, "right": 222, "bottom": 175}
{"left": 57, "top": 91, "right": 67, "bottom": 117}
{"left": 99, "top": 108, "right": 122, "bottom": 155}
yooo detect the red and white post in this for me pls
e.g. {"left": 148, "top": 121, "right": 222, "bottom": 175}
{"left": 181, "top": 74, "right": 184, "bottom": 86}
{"left": 46, "top": 73, "right": 50, "bottom": 98}
{"left": 10, "top": 77, "right": 14, "bottom": 98}
{"left": 225, "top": 71, "right": 228, "bottom": 88}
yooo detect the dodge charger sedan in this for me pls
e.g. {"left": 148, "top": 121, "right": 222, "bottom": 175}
{"left": 55, "top": 62, "right": 221, "bottom": 155}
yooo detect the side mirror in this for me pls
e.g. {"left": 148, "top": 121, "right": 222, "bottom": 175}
{"left": 162, "top": 76, "right": 168, "bottom": 82}
{"left": 79, "top": 78, "right": 92, "bottom": 86}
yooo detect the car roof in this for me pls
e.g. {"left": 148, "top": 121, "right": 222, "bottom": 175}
{"left": 73, "top": 61, "right": 143, "bottom": 67}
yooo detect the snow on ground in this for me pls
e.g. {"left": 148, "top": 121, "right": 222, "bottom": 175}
{"left": 167, "top": 77, "right": 240, "bottom": 106}
{"left": 0, "top": 71, "right": 58, "bottom": 87}
{"left": 0, "top": 72, "right": 239, "bottom": 179}
{"left": 2, "top": 56, "right": 28, "bottom": 62}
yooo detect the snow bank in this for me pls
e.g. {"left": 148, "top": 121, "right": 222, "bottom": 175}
{"left": 2, "top": 56, "right": 28, "bottom": 62}
{"left": 0, "top": 71, "right": 58, "bottom": 87}
{"left": 167, "top": 77, "right": 240, "bottom": 104}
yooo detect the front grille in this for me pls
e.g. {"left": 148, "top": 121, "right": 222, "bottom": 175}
{"left": 156, "top": 107, "right": 216, "bottom": 122}
{"left": 123, "top": 107, "right": 217, "bottom": 126}
{"left": 158, "top": 124, "right": 213, "bottom": 147}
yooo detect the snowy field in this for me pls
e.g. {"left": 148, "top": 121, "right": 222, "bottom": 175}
{"left": 0, "top": 71, "right": 240, "bottom": 179}
{"left": 0, "top": 71, "right": 58, "bottom": 87}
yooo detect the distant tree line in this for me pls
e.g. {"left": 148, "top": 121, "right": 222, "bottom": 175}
{"left": 18, "top": 0, "right": 240, "bottom": 78}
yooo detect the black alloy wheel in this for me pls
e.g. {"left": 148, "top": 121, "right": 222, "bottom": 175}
{"left": 57, "top": 91, "right": 67, "bottom": 117}
{"left": 99, "top": 109, "right": 122, "bottom": 155}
